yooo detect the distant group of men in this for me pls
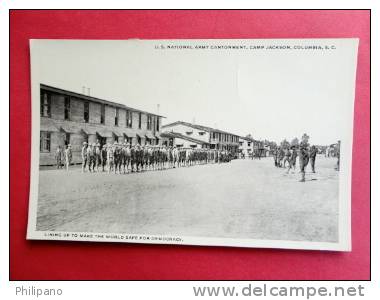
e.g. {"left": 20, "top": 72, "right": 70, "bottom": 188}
{"left": 272, "top": 143, "right": 318, "bottom": 182}
{"left": 79, "top": 140, "right": 233, "bottom": 174}
{"left": 55, "top": 144, "right": 73, "bottom": 171}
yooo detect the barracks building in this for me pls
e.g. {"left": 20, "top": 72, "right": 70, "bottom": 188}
{"left": 161, "top": 121, "right": 240, "bottom": 153}
{"left": 239, "top": 136, "right": 266, "bottom": 158}
{"left": 39, "top": 84, "right": 164, "bottom": 166}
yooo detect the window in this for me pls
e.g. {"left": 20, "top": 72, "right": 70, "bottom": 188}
{"left": 147, "top": 115, "right": 152, "bottom": 130}
{"left": 212, "top": 132, "right": 216, "bottom": 139}
{"left": 138, "top": 113, "right": 142, "bottom": 129}
{"left": 137, "top": 135, "right": 141, "bottom": 145}
{"left": 115, "top": 108, "right": 119, "bottom": 126}
{"left": 199, "top": 131, "right": 205, "bottom": 136}
{"left": 84, "top": 101, "right": 89, "bottom": 123}
{"left": 156, "top": 116, "right": 160, "bottom": 132}
{"left": 100, "top": 104, "right": 105, "bottom": 124}
{"left": 248, "top": 142, "right": 251, "bottom": 147}
{"left": 64, "top": 96, "right": 70, "bottom": 120}
{"left": 126, "top": 110, "right": 132, "bottom": 128}
{"left": 40, "top": 131, "right": 51, "bottom": 152}
{"left": 40, "top": 92, "right": 51, "bottom": 117}
{"left": 156, "top": 138, "right": 159, "bottom": 145}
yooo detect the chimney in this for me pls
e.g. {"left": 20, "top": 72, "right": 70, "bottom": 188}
{"left": 192, "top": 117, "right": 196, "bottom": 124}
{"left": 87, "top": 87, "right": 90, "bottom": 96}
{"left": 82, "top": 86, "right": 86, "bottom": 94}
{"left": 157, "top": 104, "right": 160, "bottom": 115}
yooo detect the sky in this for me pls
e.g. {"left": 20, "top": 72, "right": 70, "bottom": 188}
{"left": 31, "top": 39, "right": 357, "bottom": 145}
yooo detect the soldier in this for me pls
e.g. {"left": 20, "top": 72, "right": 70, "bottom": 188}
{"left": 143, "top": 145, "right": 149, "bottom": 171}
{"left": 95, "top": 142, "right": 101, "bottom": 172}
{"left": 86, "top": 143, "right": 95, "bottom": 172}
{"left": 283, "top": 147, "right": 291, "bottom": 169}
{"left": 107, "top": 143, "right": 115, "bottom": 173}
{"left": 114, "top": 142, "right": 123, "bottom": 174}
{"left": 309, "top": 145, "right": 318, "bottom": 173}
{"left": 81, "top": 142, "right": 88, "bottom": 172}
{"left": 101, "top": 144, "right": 107, "bottom": 172}
{"left": 122, "top": 143, "right": 130, "bottom": 174}
{"left": 135, "top": 144, "right": 142, "bottom": 172}
{"left": 273, "top": 147, "right": 278, "bottom": 167}
{"left": 335, "top": 141, "right": 341, "bottom": 171}
{"left": 147, "top": 145, "right": 153, "bottom": 170}
{"left": 55, "top": 146, "right": 63, "bottom": 169}
{"left": 288, "top": 146, "right": 298, "bottom": 172}
{"left": 64, "top": 144, "right": 72, "bottom": 171}
{"left": 278, "top": 147, "right": 285, "bottom": 168}
{"left": 299, "top": 141, "right": 310, "bottom": 182}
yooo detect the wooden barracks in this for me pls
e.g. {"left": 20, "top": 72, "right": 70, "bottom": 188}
{"left": 39, "top": 84, "right": 164, "bottom": 166}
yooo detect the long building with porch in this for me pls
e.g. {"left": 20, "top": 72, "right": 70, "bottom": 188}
{"left": 161, "top": 121, "right": 239, "bottom": 154}
{"left": 39, "top": 84, "right": 164, "bottom": 166}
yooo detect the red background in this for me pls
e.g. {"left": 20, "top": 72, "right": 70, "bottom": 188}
{"left": 10, "top": 10, "right": 370, "bottom": 280}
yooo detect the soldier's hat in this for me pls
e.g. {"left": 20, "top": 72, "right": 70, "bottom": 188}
{"left": 83, "top": 141, "right": 88, "bottom": 145}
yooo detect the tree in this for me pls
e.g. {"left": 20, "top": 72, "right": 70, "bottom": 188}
{"left": 280, "top": 139, "right": 290, "bottom": 149}
{"left": 301, "top": 133, "right": 310, "bottom": 147}
{"left": 290, "top": 137, "right": 299, "bottom": 147}
{"left": 301, "top": 133, "right": 309, "bottom": 143}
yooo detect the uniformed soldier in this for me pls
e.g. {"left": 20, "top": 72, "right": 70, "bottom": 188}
{"left": 283, "top": 147, "right": 291, "bottom": 169}
{"left": 278, "top": 147, "right": 285, "bottom": 168}
{"left": 142, "top": 145, "right": 149, "bottom": 171}
{"left": 122, "top": 143, "right": 130, "bottom": 173}
{"left": 335, "top": 140, "right": 341, "bottom": 171}
{"left": 114, "top": 142, "right": 123, "bottom": 174}
{"left": 55, "top": 146, "right": 63, "bottom": 169}
{"left": 86, "top": 143, "right": 95, "bottom": 172}
{"left": 64, "top": 144, "right": 72, "bottom": 171}
{"left": 273, "top": 147, "right": 278, "bottom": 167}
{"left": 309, "top": 145, "right": 318, "bottom": 173}
{"left": 107, "top": 143, "right": 114, "bottom": 173}
{"left": 299, "top": 141, "right": 310, "bottom": 182}
{"left": 172, "top": 146, "right": 179, "bottom": 168}
{"left": 81, "top": 142, "right": 88, "bottom": 172}
{"left": 95, "top": 142, "right": 101, "bottom": 172}
{"left": 100, "top": 144, "right": 107, "bottom": 172}
{"left": 288, "top": 146, "right": 298, "bottom": 173}
{"left": 136, "top": 144, "right": 143, "bottom": 172}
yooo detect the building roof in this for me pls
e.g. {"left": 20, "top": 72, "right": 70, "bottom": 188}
{"left": 239, "top": 136, "right": 261, "bottom": 143}
{"left": 162, "top": 121, "right": 239, "bottom": 137}
{"left": 40, "top": 84, "right": 165, "bottom": 118}
{"left": 160, "top": 131, "right": 209, "bottom": 145}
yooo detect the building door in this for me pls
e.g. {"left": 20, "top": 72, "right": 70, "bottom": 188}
{"left": 96, "top": 133, "right": 107, "bottom": 147}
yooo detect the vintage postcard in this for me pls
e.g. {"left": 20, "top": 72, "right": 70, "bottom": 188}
{"left": 27, "top": 39, "right": 358, "bottom": 251}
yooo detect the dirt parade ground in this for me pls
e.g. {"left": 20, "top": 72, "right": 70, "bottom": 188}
{"left": 37, "top": 156, "right": 339, "bottom": 242}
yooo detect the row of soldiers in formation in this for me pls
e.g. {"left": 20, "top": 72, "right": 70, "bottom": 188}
{"left": 272, "top": 143, "right": 319, "bottom": 182}
{"left": 80, "top": 140, "right": 234, "bottom": 174}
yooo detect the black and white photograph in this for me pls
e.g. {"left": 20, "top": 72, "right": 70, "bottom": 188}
{"left": 27, "top": 39, "right": 358, "bottom": 250}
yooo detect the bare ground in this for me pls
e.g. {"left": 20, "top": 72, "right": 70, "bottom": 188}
{"left": 37, "top": 155, "right": 339, "bottom": 242}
